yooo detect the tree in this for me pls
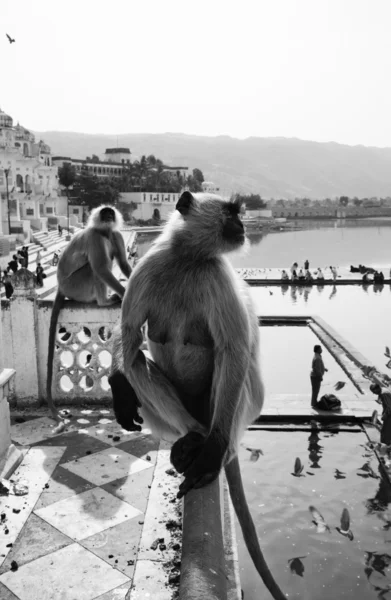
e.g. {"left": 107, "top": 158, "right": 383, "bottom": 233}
{"left": 58, "top": 163, "right": 77, "bottom": 235}
{"left": 71, "top": 171, "right": 120, "bottom": 210}
{"left": 353, "top": 198, "right": 363, "bottom": 207}
{"left": 234, "top": 194, "right": 267, "bottom": 210}
{"left": 339, "top": 196, "right": 349, "bottom": 207}
{"left": 58, "top": 162, "right": 76, "bottom": 190}
{"left": 192, "top": 168, "right": 204, "bottom": 184}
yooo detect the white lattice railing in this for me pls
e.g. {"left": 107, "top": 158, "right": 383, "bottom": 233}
{"left": 50, "top": 303, "right": 120, "bottom": 402}
{"left": 54, "top": 322, "right": 114, "bottom": 400}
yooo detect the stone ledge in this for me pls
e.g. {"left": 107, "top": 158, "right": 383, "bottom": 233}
{"left": 0, "top": 443, "right": 24, "bottom": 479}
{"left": 0, "top": 368, "right": 15, "bottom": 389}
{"left": 179, "top": 477, "right": 227, "bottom": 600}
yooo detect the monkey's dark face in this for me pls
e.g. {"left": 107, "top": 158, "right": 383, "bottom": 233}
{"left": 175, "top": 192, "right": 247, "bottom": 256}
{"left": 100, "top": 207, "right": 116, "bottom": 224}
{"left": 222, "top": 203, "right": 245, "bottom": 246}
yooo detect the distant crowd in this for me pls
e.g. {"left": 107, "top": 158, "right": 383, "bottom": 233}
{"left": 1, "top": 245, "right": 48, "bottom": 299}
{"left": 281, "top": 260, "right": 338, "bottom": 283}
{"left": 279, "top": 260, "right": 390, "bottom": 284}
{"left": 350, "top": 264, "right": 388, "bottom": 284}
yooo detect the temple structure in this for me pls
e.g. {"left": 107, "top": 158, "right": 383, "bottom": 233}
{"left": 0, "top": 108, "right": 59, "bottom": 235}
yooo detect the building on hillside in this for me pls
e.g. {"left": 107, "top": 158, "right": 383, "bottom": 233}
{"left": 103, "top": 148, "right": 132, "bottom": 163}
{"left": 202, "top": 181, "right": 220, "bottom": 194}
{"left": 121, "top": 191, "right": 181, "bottom": 221}
{"left": 0, "top": 108, "right": 60, "bottom": 235}
{"left": 52, "top": 156, "right": 129, "bottom": 178}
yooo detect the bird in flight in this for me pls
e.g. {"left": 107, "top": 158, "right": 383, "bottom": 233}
{"left": 6, "top": 34, "right": 16, "bottom": 44}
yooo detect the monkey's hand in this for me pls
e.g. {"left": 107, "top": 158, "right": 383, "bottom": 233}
{"left": 172, "top": 433, "right": 224, "bottom": 499}
{"left": 109, "top": 371, "right": 144, "bottom": 432}
{"left": 109, "top": 293, "right": 123, "bottom": 304}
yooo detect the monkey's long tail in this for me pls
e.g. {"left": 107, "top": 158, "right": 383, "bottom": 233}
{"left": 46, "top": 291, "right": 65, "bottom": 422}
{"left": 225, "top": 456, "right": 286, "bottom": 600}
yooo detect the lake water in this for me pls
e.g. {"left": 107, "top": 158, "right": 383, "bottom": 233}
{"left": 237, "top": 429, "right": 391, "bottom": 600}
{"left": 137, "top": 219, "right": 391, "bottom": 270}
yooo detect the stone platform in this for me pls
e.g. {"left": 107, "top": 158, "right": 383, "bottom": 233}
{"left": 237, "top": 266, "right": 391, "bottom": 285}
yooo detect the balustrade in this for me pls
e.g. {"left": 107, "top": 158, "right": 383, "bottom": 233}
{"left": 1, "top": 268, "right": 121, "bottom": 406}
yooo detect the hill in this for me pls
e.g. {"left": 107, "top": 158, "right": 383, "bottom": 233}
{"left": 34, "top": 131, "right": 391, "bottom": 199}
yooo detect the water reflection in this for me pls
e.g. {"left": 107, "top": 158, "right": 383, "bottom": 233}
{"left": 364, "top": 551, "right": 391, "bottom": 598}
{"left": 248, "top": 232, "right": 264, "bottom": 246}
{"left": 374, "top": 284, "right": 384, "bottom": 294}
{"left": 366, "top": 465, "right": 391, "bottom": 514}
{"left": 308, "top": 428, "right": 323, "bottom": 469}
{"left": 278, "top": 280, "right": 389, "bottom": 306}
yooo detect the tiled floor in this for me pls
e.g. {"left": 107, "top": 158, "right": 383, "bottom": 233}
{"left": 0, "top": 409, "right": 168, "bottom": 600}
{"left": 0, "top": 392, "right": 377, "bottom": 599}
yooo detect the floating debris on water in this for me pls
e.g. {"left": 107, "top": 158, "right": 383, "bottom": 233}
{"left": 334, "top": 469, "right": 347, "bottom": 480}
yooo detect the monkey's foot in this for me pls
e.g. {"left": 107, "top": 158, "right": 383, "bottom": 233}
{"left": 171, "top": 432, "right": 225, "bottom": 498}
{"left": 109, "top": 371, "right": 143, "bottom": 432}
{"left": 171, "top": 431, "right": 205, "bottom": 474}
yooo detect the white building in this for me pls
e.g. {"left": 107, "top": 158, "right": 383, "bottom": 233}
{"left": 103, "top": 148, "right": 132, "bottom": 163}
{"left": 52, "top": 155, "right": 130, "bottom": 179}
{"left": 0, "top": 108, "right": 60, "bottom": 235}
{"left": 121, "top": 191, "right": 181, "bottom": 221}
{"left": 202, "top": 181, "right": 221, "bottom": 194}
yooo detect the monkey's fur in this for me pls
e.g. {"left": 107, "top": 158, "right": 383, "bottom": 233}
{"left": 109, "top": 192, "right": 285, "bottom": 599}
{"left": 47, "top": 205, "right": 131, "bottom": 423}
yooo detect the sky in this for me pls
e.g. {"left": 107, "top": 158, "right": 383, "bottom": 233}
{"left": 1, "top": 0, "right": 391, "bottom": 147}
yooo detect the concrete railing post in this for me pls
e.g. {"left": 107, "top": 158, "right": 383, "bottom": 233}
{"left": 0, "top": 270, "right": 18, "bottom": 478}
{"left": 6, "top": 268, "right": 39, "bottom": 405}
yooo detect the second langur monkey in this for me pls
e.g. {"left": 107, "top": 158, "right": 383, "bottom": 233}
{"left": 109, "top": 192, "right": 286, "bottom": 600}
{"left": 47, "top": 205, "right": 131, "bottom": 423}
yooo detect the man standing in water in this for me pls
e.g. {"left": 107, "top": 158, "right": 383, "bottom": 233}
{"left": 311, "top": 345, "right": 328, "bottom": 407}
{"left": 370, "top": 383, "right": 391, "bottom": 445}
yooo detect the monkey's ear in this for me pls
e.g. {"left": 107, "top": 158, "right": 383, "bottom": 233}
{"left": 176, "top": 191, "right": 194, "bottom": 215}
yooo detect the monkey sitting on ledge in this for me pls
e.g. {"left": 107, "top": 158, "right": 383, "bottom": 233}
{"left": 46, "top": 205, "right": 132, "bottom": 423}
{"left": 109, "top": 192, "right": 286, "bottom": 600}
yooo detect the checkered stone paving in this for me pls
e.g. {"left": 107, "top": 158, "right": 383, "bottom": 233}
{"left": 0, "top": 410, "right": 176, "bottom": 600}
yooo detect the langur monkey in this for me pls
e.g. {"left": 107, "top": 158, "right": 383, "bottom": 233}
{"left": 47, "top": 205, "right": 132, "bottom": 423}
{"left": 109, "top": 192, "right": 285, "bottom": 600}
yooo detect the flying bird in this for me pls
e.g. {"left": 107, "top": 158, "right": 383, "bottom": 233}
{"left": 288, "top": 556, "right": 307, "bottom": 577}
{"left": 245, "top": 447, "right": 263, "bottom": 462}
{"left": 334, "top": 381, "right": 346, "bottom": 391}
{"left": 292, "top": 457, "right": 305, "bottom": 477}
{"left": 6, "top": 34, "right": 15, "bottom": 44}
{"left": 336, "top": 507, "right": 354, "bottom": 540}
{"left": 309, "top": 505, "right": 330, "bottom": 533}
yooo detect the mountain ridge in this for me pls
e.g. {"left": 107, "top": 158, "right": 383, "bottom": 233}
{"left": 34, "top": 131, "right": 391, "bottom": 199}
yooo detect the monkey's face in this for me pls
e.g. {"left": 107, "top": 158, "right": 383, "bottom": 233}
{"left": 100, "top": 207, "right": 116, "bottom": 227}
{"left": 175, "top": 192, "right": 247, "bottom": 255}
{"left": 221, "top": 203, "right": 246, "bottom": 249}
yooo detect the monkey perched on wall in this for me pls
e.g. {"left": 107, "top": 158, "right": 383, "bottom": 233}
{"left": 110, "top": 192, "right": 285, "bottom": 600}
{"left": 47, "top": 205, "right": 132, "bottom": 423}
